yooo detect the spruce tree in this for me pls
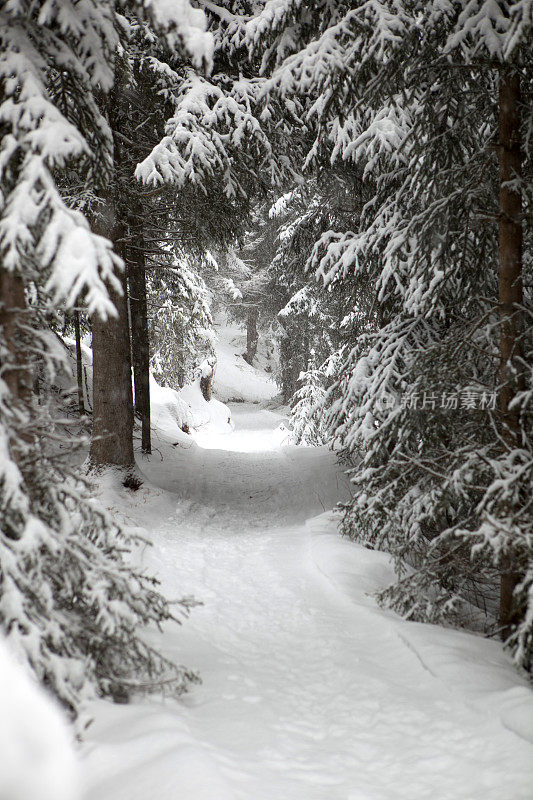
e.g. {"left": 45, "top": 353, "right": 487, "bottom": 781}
{"left": 0, "top": 0, "right": 211, "bottom": 712}
{"left": 241, "top": 0, "right": 533, "bottom": 669}
{"left": 290, "top": 350, "right": 328, "bottom": 446}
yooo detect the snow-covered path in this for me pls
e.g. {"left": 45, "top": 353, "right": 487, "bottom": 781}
{"left": 147, "top": 403, "right": 348, "bottom": 526}
{"left": 83, "top": 404, "right": 533, "bottom": 800}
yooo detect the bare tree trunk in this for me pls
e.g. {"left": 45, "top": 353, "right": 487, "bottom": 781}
{"left": 280, "top": 330, "right": 301, "bottom": 403}
{"left": 497, "top": 67, "right": 524, "bottom": 637}
{"left": 73, "top": 309, "right": 85, "bottom": 414}
{"left": 128, "top": 244, "right": 151, "bottom": 454}
{"left": 245, "top": 306, "right": 259, "bottom": 365}
{"left": 90, "top": 208, "right": 135, "bottom": 474}
{"left": 176, "top": 325, "right": 185, "bottom": 388}
{"left": 0, "top": 269, "right": 31, "bottom": 403}
{"left": 0, "top": 269, "right": 34, "bottom": 478}
{"left": 200, "top": 358, "right": 216, "bottom": 401}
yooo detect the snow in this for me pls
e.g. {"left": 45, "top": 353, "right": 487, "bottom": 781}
{"left": 0, "top": 637, "right": 80, "bottom": 800}
{"left": 210, "top": 319, "right": 278, "bottom": 404}
{"left": 144, "top": 0, "right": 213, "bottom": 68}
{"left": 79, "top": 328, "right": 533, "bottom": 800}
{"left": 193, "top": 404, "right": 291, "bottom": 452}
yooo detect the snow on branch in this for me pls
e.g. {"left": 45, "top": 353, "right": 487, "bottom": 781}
{"left": 140, "top": 0, "right": 214, "bottom": 69}
{"left": 0, "top": 8, "right": 121, "bottom": 317}
{"left": 443, "top": 0, "right": 532, "bottom": 60}
{"left": 135, "top": 69, "right": 275, "bottom": 196}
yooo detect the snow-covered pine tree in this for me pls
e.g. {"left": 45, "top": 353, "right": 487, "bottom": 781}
{"left": 132, "top": 1, "right": 307, "bottom": 411}
{"left": 82, "top": 1, "right": 212, "bottom": 470}
{"left": 134, "top": 0, "right": 300, "bottom": 254}
{"left": 149, "top": 255, "right": 214, "bottom": 389}
{"left": 128, "top": 6, "right": 276, "bottom": 395}
{"left": 268, "top": 178, "right": 353, "bottom": 403}
{"left": 0, "top": 0, "right": 211, "bottom": 712}
{"left": 136, "top": 2, "right": 283, "bottom": 197}
{"left": 246, "top": 1, "right": 533, "bottom": 669}
{"left": 215, "top": 205, "right": 280, "bottom": 367}
{"left": 290, "top": 349, "right": 328, "bottom": 446}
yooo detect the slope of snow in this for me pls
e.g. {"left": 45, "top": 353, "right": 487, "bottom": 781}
{"left": 80, "top": 340, "right": 533, "bottom": 800}
{"left": 150, "top": 374, "right": 232, "bottom": 442}
{"left": 0, "top": 638, "right": 80, "bottom": 800}
{"left": 210, "top": 320, "right": 278, "bottom": 404}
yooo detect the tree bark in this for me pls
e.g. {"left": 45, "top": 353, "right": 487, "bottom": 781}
{"left": 497, "top": 67, "right": 524, "bottom": 637}
{"left": 0, "top": 269, "right": 33, "bottom": 468}
{"left": 200, "top": 358, "right": 216, "bottom": 401}
{"left": 176, "top": 323, "right": 186, "bottom": 388}
{"left": 245, "top": 305, "right": 259, "bottom": 365}
{"left": 0, "top": 269, "right": 32, "bottom": 402}
{"left": 73, "top": 309, "right": 85, "bottom": 414}
{"left": 128, "top": 234, "right": 151, "bottom": 454}
{"left": 280, "top": 332, "right": 300, "bottom": 403}
{"left": 90, "top": 209, "right": 135, "bottom": 473}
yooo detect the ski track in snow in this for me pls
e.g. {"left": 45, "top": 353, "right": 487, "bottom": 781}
{"left": 82, "top": 403, "right": 533, "bottom": 800}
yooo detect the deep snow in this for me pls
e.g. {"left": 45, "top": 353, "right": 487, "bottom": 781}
{"left": 80, "top": 331, "right": 533, "bottom": 800}
{"left": 0, "top": 638, "right": 80, "bottom": 800}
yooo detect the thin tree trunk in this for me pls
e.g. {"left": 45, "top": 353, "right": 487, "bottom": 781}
{"left": 497, "top": 67, "right": 524, "bottom": 637}
{"left": 128, "top": 235, "right": 151, "bottom": 454}
{"left": 177, "top": 324, "right": 186, "bottom": 388}
{"left": 280, "top": 331, "right": 299, "bottom": 403}
{"left": 200, "top": 358, "right": 216, "bottom": 401}
{"left": 90, "top": 208, "right": 135, "bottom": 473}
{"left": 73, "top": 309, "right": 85, "bottom": 414}
{"left": 245, "top": 306, "right": 259, "bottom": 365}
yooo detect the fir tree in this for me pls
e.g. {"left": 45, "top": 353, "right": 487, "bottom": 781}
{"left": 149, "top": 257, "right": 214, "bottom": 389}
{"left": 244, "top": 0, "right": 533, "bottom": 669}
{"left": 0, "top": 0, "right": 211, "bottom": 712}
{"left": 290, "top": 350, "right": 328, "bottom": 446}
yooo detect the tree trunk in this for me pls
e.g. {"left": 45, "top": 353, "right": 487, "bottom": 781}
{"left": 200, "top": 358, "right": 216, "bottom": 401}
{"left": 0, "top": 269, "right": 32, "bottom": 403}
{"left": 73, "top": 309, "right": 85, "bottom": 414}
{"left": 280, "top": 332, "right": 300, "bottom": 403}
{"left": 176, "top": 326, "right": 186, "bottom": 388}
{"left": 245, "top": 306, "right": 259, "bottom": 365}
{"left": 497, "top": 67, "right": 524, "bottom": 637}
{"left": 128, "top": 234, "right": 151, "bottom": 454}
{"left": 0, "top": 269, "right": 34, "bottom": 471}
{"left": 90, "top": 209, "right": 135, "bottom": 473}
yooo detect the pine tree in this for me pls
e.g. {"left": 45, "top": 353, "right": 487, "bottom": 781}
{"left": 0, "top": 0, "right": 212, "bottom": 712}
{"left": 243, "top": 0, "right": 533, "bottom": 669}
{"left": 290, "top": 350, "right": 328, "bottom": 446}
{"left": 268, "top": 178, "right": 352, "bottom": 403}
{"left": 149, "top": 257, "right": 214, "bottom": 389}
{"left": 217, "top": 207, "right": 279, "bottom": 366}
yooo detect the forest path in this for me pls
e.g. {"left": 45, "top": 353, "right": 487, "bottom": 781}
{"left": 82, "top": 403, "right": 533, "bottom": 800}
{"left": 145, "top": 402, "right": 350, "bottom": 527}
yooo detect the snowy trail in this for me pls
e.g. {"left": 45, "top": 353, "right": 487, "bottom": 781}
{"left": 82, "top": 404, "right": 533, "bottom": 800}
{"left": 147, "top": 403, "right": 348, "bottom": 527}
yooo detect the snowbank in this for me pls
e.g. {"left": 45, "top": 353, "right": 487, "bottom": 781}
{"left": 0, "top": 638, "right": 80, "bottom": 800}
{"left": 150, "top": 375, "right": 232, "bottom": 446}
{"left": 180, "top": 379, "right": 232, "bottom": 433}
{"left": 81, "top": 703, "right": 236, "bottom": 800}
{"left": 307, "top": 511, "right": 533, "bottom": 746}
{"left": 211, "top": 321, "right": 278, "bottom": 404}
{"left": 150, "top": 375, "right": 195, "bottom": 438}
